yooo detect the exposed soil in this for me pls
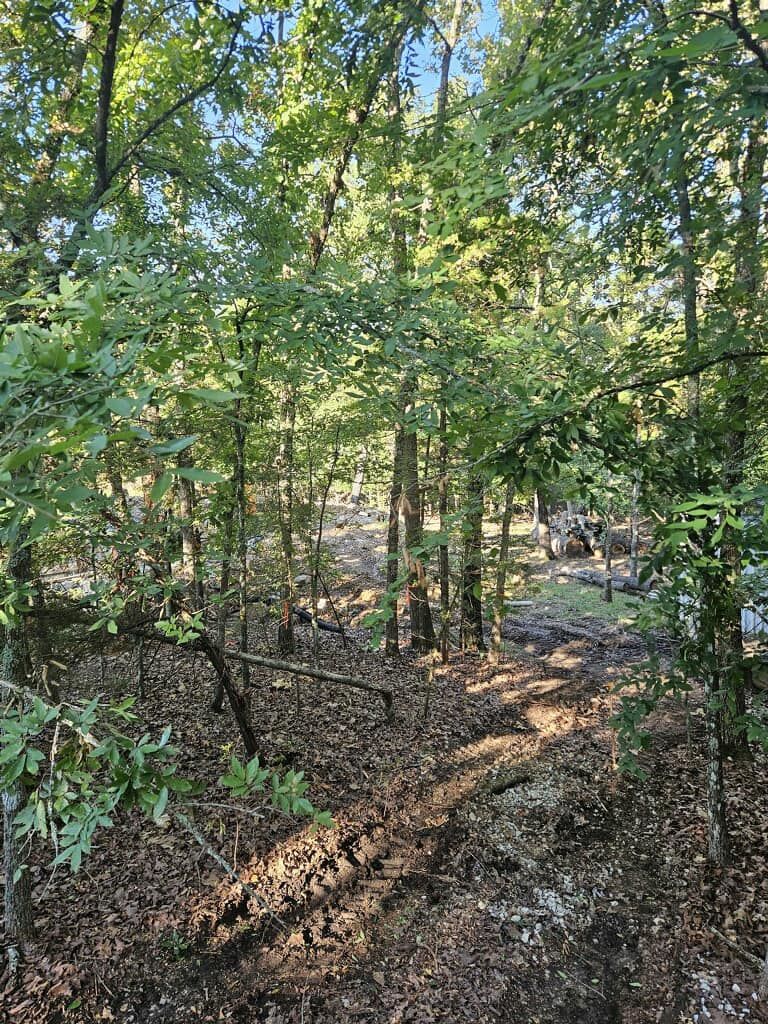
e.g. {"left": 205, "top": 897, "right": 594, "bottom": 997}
{"left": 3, "top": 512, "right": 767, "bottom": 1024}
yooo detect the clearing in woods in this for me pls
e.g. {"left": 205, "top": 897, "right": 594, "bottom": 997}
{"left": 4, "top": 512, "right": 767, "bottom": 1024}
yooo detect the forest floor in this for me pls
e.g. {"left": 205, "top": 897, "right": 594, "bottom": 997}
{"left": 3, "top": 509, "right": 768, "bottom": 1024}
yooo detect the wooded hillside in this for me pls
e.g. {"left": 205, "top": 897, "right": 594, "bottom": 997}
{"left": 2, "top": 1, "right": 768, "bottom": 1021}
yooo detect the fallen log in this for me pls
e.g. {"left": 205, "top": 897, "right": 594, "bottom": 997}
{"left": 292, "top": 604, "right": 343, "bottom": 634}
{"left": 223, "top": 649, "right": 394, "bottom": 718}
{"left": 556, "top": 567, "right": 651, "bottom": 595}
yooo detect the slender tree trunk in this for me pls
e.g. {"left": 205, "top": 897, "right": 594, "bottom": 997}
{"left": 676, "top": 170, "right": 700, "bottom": 420}
{"left": 233, "top": 404, "right": 250, "bottom": 686}
{"left": 277, "top": 384, "right": 296, "bottom": 657}
{"left": 705, "top": 666, "right": 729, "bottom": 864}
{"left": 438, "top": 404, "right": 450, "bottom": 663}
{"left": 312, "top": 425, "right": 341, "bottom": 665}
{"left": 194, "top": 634, "right": 259, "bottom": 757}
{"left": 535, "top": 488, "right": 555, "bottom": 559}
{"left": 212, "top": 511, "right": 234, "bottom": 711}
{"left": 385, "top": 420, "right": 404, "bottom": 657}
{"left": 177, "top": 451, "right": 203, "bottom": 610}
{"left": 420, "top": 432, "right": 431, "bottom": 530}
{"left": 401, "top": 384, "right": 436, "bottom": 654}
{"left": 603, "top": 514, "right": 613, "bottom": 604}
{"left": 490, "top": 479, "right": 514, "bottom": 664}
{"left": 629, "top": 450, "right": 641, "bottom": 580}
{"left": 702, "top": 577, "right": 730, "bottom": 865}
{"left": 719, "top": 120, "right": 766, "bottom": 758}
{"left": 384, "top": 49, "right": 407, "bottom": 659}
{"left": 461, "top": 474, "right": 485, "bottom": 652}
{"left": 2, "top": 530, "right": 35, "bottom": 968}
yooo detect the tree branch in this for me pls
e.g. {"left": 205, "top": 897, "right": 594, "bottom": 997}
{"left": 728, "top": 1, "right": 768, "bottom": 76}
{"left": 223, "top": 649, "right": 394, "bottom": 717}
{"left": 94, "top": 0, "right": 126, "bottom": 200}
{"left": 107, "top": 18, "right": 243, "bottom": 188}
{"left": 482, "top": 348, "right": 768, "bottom": 467}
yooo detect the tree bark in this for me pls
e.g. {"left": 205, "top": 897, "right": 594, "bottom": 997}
{"left": 177, "top": 451, "right": 203, "bottom": 610}
{"left": 534, "top": 488, "right": 555, "bottom": 559}
{"left": 212, "top": 509, "right": 234, "bottom": 711}
{"left": 629, "top": 462, "right": 641, "bottom": 581}
{"left": 401, "top": 384, "right": 436, "bottom": 654}
{"left": 311, "top": 425, "right": 340, "bottom": 665}
{"left": 719, "top": 118, "right": 766, "bottom": 758}
{"left": 461, "top": 473, "right": 486, "bottom": 652}
{"left": 438, "top": 404, "right": 451, "bottom": 663}
{"left": 187, "top": 632, "right": 259, "bottom": 756}
{"left": 233, "top": 390, "right": 250, "bottom": 685}
{"left": 385, "top": 417, "right": 404, "bottom": 657}
{"left": 2, "top": 530, "right": 36, "bottom": 966}
{"left": 602, "top": 514, "right": 613, "bottom": 604}
{"left": 675, "top": 170, "right": 701, "bottom": 420}
{"left": 705, "top": 665, "right": 729, "bottom": 865}
{"left": 276, "top": 384, "right": 296, "bottom": 657}
{"left": 490, "top": 479, "right": 515, "bottom": 664}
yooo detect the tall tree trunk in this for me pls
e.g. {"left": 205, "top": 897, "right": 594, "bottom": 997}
{"left": 629, "top": 475, "right": 641, "bottom": 581}
{"left": 401, "top": 390, "right": 436, "bottom": 654}
{"left": 490, "top": 479, "right": 514, "bottom": 664}
{"left": 233, "top": 404, "right": 250, "bottom": 685}
{"left": 383, "top": 47, "right": 407, "bottom": 659}
{"left": 2, "top": 530, "right": 36, "bottom": 968}
{"left": 704, "top": 664, "right": 729, "bottom": 864}
{"left": 277, "top": 384, "right": 296, "bottom": 657}
{"left": 420, "top": 433, "right": 431, "bottom": 531}
{"left": 461, "top": 474, "right": 485, "bottom": 652}
{"left": 437, "top": 404, "right": 450, "bottom": 663}
{"left": 212, "top": 510, "right": 234, "bottom": 711}
{"left": 702, "top": 573, "right": 730, "bottom": 865}
{"left": 676, "top": 170, "right": 701, "bottom": 420}
{"left": 177, "top": 451, "right": 203, "bottom": 610}
{"left": 385, "top": 418, "right": 404, "bottom": 657}
{"left": 602, "top": 514, "right": 613, "bottom": 604}
{"left": 719, "top": 120, "right": 766, "bottom": 758}
{"left": 312, "top": 425, "right": 341, "bottom": 665}
{"left": 535, "top": 488, "right": 555, "bottom": 559}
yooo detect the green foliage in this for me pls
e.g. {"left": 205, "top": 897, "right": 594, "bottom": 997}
{"left": 612, "top": 486, "right": 768, "bottom": 773}
{"left": 1, "top": 693, "right": 184, "bottom": 872}
{"left": 219, "top": 756, "right": 334, "bottom": 828}
{"left": 1, "top": 692, "right": 333, "bottom": 877}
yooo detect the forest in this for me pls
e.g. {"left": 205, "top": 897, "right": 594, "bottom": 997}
{"left": 2, "top": 0, "right": 768, "bottom": 1021}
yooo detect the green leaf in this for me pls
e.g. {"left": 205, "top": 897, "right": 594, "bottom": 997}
{"left": 153, "top": 786, "right": 169, "bottom": 821}
{"left": 184, "top": 388, "right": 240, "bottom": 404}
{"left": 171, "top": 467, "right": 225, "bottom": 483}
{"left": 151, "top": 435, "right": 199, "bottom": 456}
{"left": 150, "top": 473, "right": 173, "bottom": 503}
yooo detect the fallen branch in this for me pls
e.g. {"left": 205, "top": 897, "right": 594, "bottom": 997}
{"left": 710, "top": 926, "right": 764, "bottom": 970}
{"left": 223, "top": 649, "right": 393, "bottom": 718}
{"left": 555, "top": 567, "right": 651, "bottom": 595}
{"left": 174, "top": 810, "right": 286, "bottom": 932}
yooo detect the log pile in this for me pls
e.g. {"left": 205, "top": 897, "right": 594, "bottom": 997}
{"left": 547, "top": 510, "right": 632, "bottom": 559}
